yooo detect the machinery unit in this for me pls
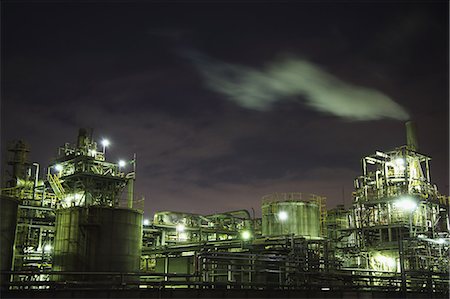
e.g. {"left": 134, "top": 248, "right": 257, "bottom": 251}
{"left": 1, "top": 141, "right": 57, "bottom": 282}
{"left": 48, "top": 128, "right": 130, "bottom": 208}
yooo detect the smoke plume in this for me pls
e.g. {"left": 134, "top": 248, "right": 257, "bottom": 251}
{"left": 187, "top": 51, "right": 409, "bottom": 121}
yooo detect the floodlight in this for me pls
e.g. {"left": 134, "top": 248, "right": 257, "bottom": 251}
{"left": 44, "top": 244, "right": 52, "bottom": 252}
{"left": 118, "top": 160, "right": 126, "bottom": 167}
{"left": 241, "top": 230, "right": 251, "bottom": 241}
{"left": 101, "top": 139, "right": 110, "bottom": 147}
{"left": 101, "top": 139, "right": 110, "bottom": 154}
{"left": 176, "top": 224, "right": 185, "bottom": 232}
{"left": 54, "top": 164, "right": 63, "bottom": 172}
{"left": 278, "top": 211, "right": 288, "bottom": 221}
{"left": 143, "top": 219, "right": 150, "bottom": 226}
{"left": 394, "top": 197, "right": 417, "bottom": 212}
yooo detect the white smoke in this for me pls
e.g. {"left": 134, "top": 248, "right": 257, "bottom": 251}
{"left": 187, "top": 51, "right": 410, "bottom": 121}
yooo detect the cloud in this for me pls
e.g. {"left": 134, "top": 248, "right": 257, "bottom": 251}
{"left": 186, "top": 51, "right": 410, "bottom": 121}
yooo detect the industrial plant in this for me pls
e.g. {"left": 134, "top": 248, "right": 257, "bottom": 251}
{"left": 1, "top": 122, "right": 449, "bottom": 298}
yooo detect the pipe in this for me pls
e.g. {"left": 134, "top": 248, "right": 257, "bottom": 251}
{"left": 405, "top": 121, "right": 419, "bottom": 151}
{"left": 127, "top": 154, "right": 137, "bottom": 209}
{"left": 206, "top": 209, "right": 251, "bottom": 219}
{"left": 127, "top": 179, "right": 134, "bottom": 209}
{"left": 32, "top": 163, "right": 39, "bottom": 200}
{"left": 77, "top": 128, "right": 88, "bottom": 148}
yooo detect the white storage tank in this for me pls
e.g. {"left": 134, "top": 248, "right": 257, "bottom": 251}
{"left": 261, "top": 193, "right": 321, "bottom": 238}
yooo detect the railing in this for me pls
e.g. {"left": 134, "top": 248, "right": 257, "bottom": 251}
{"left": 1, "top": 269, "right": 448, "bottom": 294}
{"left": 0, "top": 187, "right": 58, "bottom": 207}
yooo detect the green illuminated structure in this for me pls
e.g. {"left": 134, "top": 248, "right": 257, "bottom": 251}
{"left": 1, "top": 122, "right": 448, "bottom": 296}
{"left": 48, "top": 129, "right": 142, "bottom": 279}
{"left": 338, "top": 121, "right": 449, "bottom": 290}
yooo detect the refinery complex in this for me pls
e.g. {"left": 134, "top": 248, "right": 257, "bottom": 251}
{"left": 0, "top": 121, "right": 449, "bottom": 298}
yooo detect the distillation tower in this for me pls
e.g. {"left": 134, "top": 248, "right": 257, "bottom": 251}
{"left": 332, "top": 121, "right": 449, "bottom": 291}
{"left": 49, "top": 129, "right": 142, "bottom": 281}
{"left": 1, "top": 129, "right": 142, "bottom": 285}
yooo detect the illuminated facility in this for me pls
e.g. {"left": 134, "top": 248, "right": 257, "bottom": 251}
{"left": 0, "top": 122, "right": 448, "bottom": 297}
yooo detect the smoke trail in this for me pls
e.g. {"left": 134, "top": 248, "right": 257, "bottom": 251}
{"left": 186, "top": 51, "right": 409, "bottom": 121}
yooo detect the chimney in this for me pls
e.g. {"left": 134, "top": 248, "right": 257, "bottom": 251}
{"left": 405, "top": 121, "right": 419, "bottom": 151}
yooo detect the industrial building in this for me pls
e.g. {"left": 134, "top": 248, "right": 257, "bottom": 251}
{"left": 1, "top": 122, "right": 449, "bottom": 298}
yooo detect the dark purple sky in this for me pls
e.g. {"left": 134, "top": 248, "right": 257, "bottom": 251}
{"left": 2, "top": 2, "right": 448, "bottom": 218}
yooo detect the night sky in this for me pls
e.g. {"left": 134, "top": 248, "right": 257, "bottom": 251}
{"left": 2, "top": 2, "right": 448, "bottom": 218}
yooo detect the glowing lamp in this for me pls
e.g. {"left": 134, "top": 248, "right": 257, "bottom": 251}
{"left": 176, "top": 224, "right": 185, "bottom": 232}
{"left": 278, "top": 211, "right": 288, "bottom": 221}
{"left": 54, "top": 164, "right": 63, "bottom": 172}
{"left": 118, "top": 160, "right": 126, "bottom": 167}
{"left": 241, "top": 230, "right": 251, "bottom": 241}
{"left": 394, "top": 197, "right": 417, "bottom": 212}
{"left": 44, "top": 244, "right": 52, "bottom": 252}
{"left": 374, "top": 254, "right": 396, "bottom": 269}
{"left": 143, "top": 219, "right": 150, "bottom": 226}
{"left": 101, "top": 139, "right": 110, "bottom": 147}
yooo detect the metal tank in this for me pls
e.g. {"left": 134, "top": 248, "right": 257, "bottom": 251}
{"left": 0, "top": 196, "right": 19, "bottom": 287}
{"left": 52, "top": 206, "right": 142, "bottom": 281}
{"left": 261, "top": 193, "right": 320, "bottom": 238}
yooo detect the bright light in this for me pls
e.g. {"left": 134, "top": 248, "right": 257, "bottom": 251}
{"left": 435, "top": 238, "right": 447, "bottom": 244}
{"left": 366, "top": 158, "right": 376, "bottom": 165}
{"left": 88, "top": 149, "right": 96, "bottom": 156}
{"left": 321, "top": 287, "right": 330, "bottom": 291}
{"left": 371, "top": 254, "right": 397, "bottom": 271}
{"left": 54, "top": 164, "right": 63, "bottom": 172}
{"left": 278, "top": 211, "right": 288, "bottom": 221}
{"left": 178, "top": 232, "right": 188, "bottom": 241}
{"left": 394, "top": 197, "right": 417, "bottom": 212}
{"left": 394, "top": 157, "right": 405, "bottom": 166}
{"left": 118, "top": 160, "right": 126, "bottom": 167}
{"left": 143, "top": 219, "right": 150, "bottom": 226}
{"left": 241, "top": 230, "right": 251, "bottom": 241}
{"left": 44, "top": 244, "right": 52, "bottom": 252}
{"left": 176, "top": 224, "right": 185, "bottom": 232}
{"left": 375, "top": 151, "right": 388, "bottom": 158}
{"left": 101, "top": 139, "right": 110, "bottom": 147}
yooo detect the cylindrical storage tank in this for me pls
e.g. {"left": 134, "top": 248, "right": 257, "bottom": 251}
{"left": 0, "top": 196, "right": 19, "bottom": 288}
{"left": 53, "top": 206, "right": 142, "bottom": 282}
{"left": 262, "top": 193, "right": 320, "bottom": 238}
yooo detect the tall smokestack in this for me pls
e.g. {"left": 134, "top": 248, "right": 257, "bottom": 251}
{"left": 405, "top": 121, "right": 419, "bottom": 151}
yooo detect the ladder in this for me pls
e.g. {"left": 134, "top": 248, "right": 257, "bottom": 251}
{"left": 47, "top": 174, "right": 65, "bottom": 200}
